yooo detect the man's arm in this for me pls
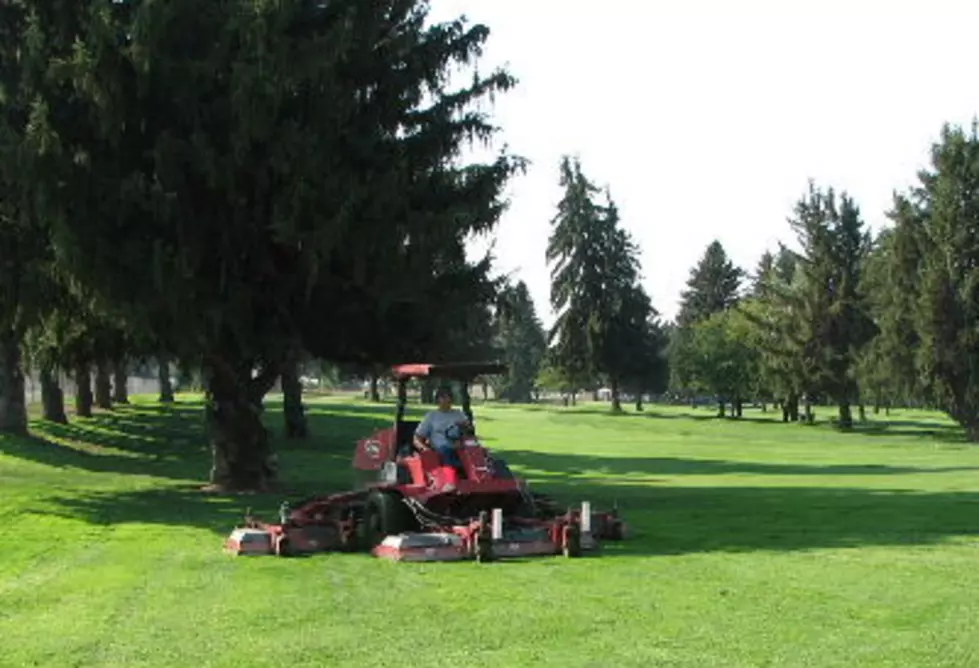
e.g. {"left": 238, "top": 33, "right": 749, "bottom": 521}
{"left": 414, "top": 414, "right": 432, "bottom": 450}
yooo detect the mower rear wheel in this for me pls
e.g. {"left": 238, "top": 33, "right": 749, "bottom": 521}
{"left": 363, "top": 490, "right": 417, "bottom": 548}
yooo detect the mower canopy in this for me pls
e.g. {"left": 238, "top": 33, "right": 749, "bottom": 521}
{"left": 391, "top": 362, "right": 507, "bottom": 381}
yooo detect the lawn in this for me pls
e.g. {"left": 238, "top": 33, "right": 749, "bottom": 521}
{"left": 2, "top": 395, "right": 978, "bottom": 667}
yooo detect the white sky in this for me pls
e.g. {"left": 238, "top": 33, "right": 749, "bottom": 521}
{"left": 432, "top": 0, "right": 979, "bottom": 324}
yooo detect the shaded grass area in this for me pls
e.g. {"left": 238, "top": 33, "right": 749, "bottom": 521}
{"left": 2, "top": 396, "right": 979, "bottom": 666}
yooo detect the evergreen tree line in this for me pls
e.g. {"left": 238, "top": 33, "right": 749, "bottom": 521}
{"left": 498, "top": 124, "right": 979, "bottom": 444}
{"left": 535, "top": 122, "right": 979, "bottom": 441}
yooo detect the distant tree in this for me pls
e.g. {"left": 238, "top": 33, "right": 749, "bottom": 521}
{"left": 874, "top": 199, "right": 926, "bottom": 406}
{"left": 685, "top": 309, "right": 759, "bottom": 418}
{"left": 749, "top": 251, "right": 775, "bottom": 298}
{"left": 621, "top": 302, "right": 669, "bottom": 411}
{"left": 536, "top": 355, "right": 579, "bottom": 404}
{"left": 546, "top": 156, "right": 604, "bottom": 397}
{"left": 675, "top": 240, "right": 745, "bottom": 327}
{"left": 589, "top": 192, "right": 650, "bottom": 411}
{"left": 740, "top": 246, "right": 804, "bottom": 422}
{"left": 546, "top": 164, "right": 649, "bottom": 412}
{"left": 787, "top": 182, "right": 876, "bottom": 429}
{"left": 494, "top": 280, "right": 546, "bottom": 403}
{"left": 670, "top": 240, "right": 745, "bottom": 402}
{"left": 900, "top": 122, "right": 979, "bottom": 440}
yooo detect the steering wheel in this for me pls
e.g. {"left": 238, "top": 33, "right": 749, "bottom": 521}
{"left": 445, "top": 423, "right": 463, "bottom": 443}
{"left": 445, "top": 421, "right": 474, "bottom": 443}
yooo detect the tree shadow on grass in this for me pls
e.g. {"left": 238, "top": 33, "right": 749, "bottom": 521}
{"left": 36, "top": 473, "right": 979, "bottom": 558}
{"left": 498, "top": 449, "right": 979, "bottom": 479}
{"left": 26, "top": 441, "right": 979, "bottom": 558}
{"left": 7, "top": 400, "right": 392, "bottom": 482}
{"left": 14, "top": 399, "right": 979, "bottom": 557}
{"left": 548, "top": 406, "right": 971, "bottom": 443}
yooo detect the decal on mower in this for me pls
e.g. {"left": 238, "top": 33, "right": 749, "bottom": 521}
{"left": 364, "top": 440, "right": 382, "bottom": 459}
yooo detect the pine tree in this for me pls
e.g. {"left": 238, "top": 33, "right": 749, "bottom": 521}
{"left": 676, "top": 241, "right": 745, "bottom": 327}
{"left": 494, "top": 280, "right": 547, "bottom": 403}
{"left": 546, "top": 156, "right": 606, "bottom": 395}
{"left": 546, "top": 162, "right": 650, "bottom": 412}
{"left": 36, "top": 1, "right": 521, "bottom": 488}
{"left": 784, "top": 182, "right": 875, "bottom": 428}
{"left": 903, "top": 121, "right": 979, "bottom": 439}
{"left": 670, "top": 240, "right": 744, "bottom": 410}
{"left": 876, "top": 196, "right": 925, "bottom": 405}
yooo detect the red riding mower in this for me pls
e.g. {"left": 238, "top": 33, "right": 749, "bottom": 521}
{"left": 225, "top": 362, "right": 627, "bottom": 562}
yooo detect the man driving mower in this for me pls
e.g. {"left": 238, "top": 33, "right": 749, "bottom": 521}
{"left": 413, "top": 385, "right": 472, "bottom": 469}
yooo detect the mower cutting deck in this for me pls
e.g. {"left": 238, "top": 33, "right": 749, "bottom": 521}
{"left": 224, "top": 362, "right": 628, "bottom": 562}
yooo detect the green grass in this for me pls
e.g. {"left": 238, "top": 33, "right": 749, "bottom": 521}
{"left": 2, "top": 396, "right": 979, "bottom": 667}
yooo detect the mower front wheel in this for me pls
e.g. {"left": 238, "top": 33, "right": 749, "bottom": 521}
{"left": 363, "top": 490, "right": 417, "bottom": 548}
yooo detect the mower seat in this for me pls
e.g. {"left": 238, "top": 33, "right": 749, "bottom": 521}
{"left": 395, "top": 420, "right": 420, "bottom": 457}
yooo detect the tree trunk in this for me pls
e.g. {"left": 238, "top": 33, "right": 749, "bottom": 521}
{"left": 39, "top": 365, "right": 68, "bottom": 424}
{"left": 885, "top": 404, "right": 891, "bottom": 417}
{"left": 858, "top": 403, "right": 866, "bottom": 422}
{"left": 204, "top": 357, "right": 278, "bottom": 491}
{"left": 591, "top": 389, "right": 600, "bottom": 402}
{"left": 158, "top": 354, "right": 174, "bottom": 403}
{"left": 734, "top": 397, "right": 743, "bottom": 418}
{"left": 610, "top": 378, "right": 622, "bottom": 413}
{"left": 368, "top": 370, "right": 380, "bottom": 402}
{"left": 94, "top": 359, "right": 112, "bottom": 410}
{"left": 965, "top": 422, "right": 979, "bottom": 443}
{"left": 635, "top": 394, "right": 644, "bottom": 412}
{"left": 838, "top": 401, "right": 853, "bottom": 429}
{"left": 74, "top": 363, "right": 93, "bottom": 418}
{"left": 570, "top": 391, "right": 577, "bottom": 406}
{"left": 482, "top": 381, "right": 489, "bottom": 401}
{"left": 782, "top": 393, "right": 799, "bottom": 422}
{"left": 420, "top": 379, "right": 435, "bottom": 404}
{"left": 0, "top": 330, "right": 27, "bottom": 435}
{"left": 802, "top": 395, "right": 814, "bottom": 424}
{"left": 760, "top": 401, "right": 768, "bottom": 413}
{"left": 112, "top": 360, "right": 129, "bottom": 404}
{"left": 280, "top": 356, "right": 308, "bottom": 439}
{"left": 716, "top": 401, "right": 726, "bottom": 418}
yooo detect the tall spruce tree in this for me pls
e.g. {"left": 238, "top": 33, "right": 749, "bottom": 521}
{"left": 900, "top": 122, "right": 979, "bottom": 439}
{"left": 877, "top": 196, "right": 925, "bottom": 406}
{"left": 546, "top": 156, "right": 604, "bottom": 394}
{"left": 34, "top": 1, "right": 521, "bottom": 489}
{"left": 546, "top": 162, "right": 649, "bottom": 411}
{"left": 742, "top": 247, "right": 805, "bottom": 421}
{"left": 0, "top": 2, "right": 55, "bottom": 434}
{"left": 785, "top": 182, "right": 875, "bottom": 428}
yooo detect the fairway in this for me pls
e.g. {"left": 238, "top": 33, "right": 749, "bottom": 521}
{"left": 2, "top": 397, "right": 979, "bottom": 667}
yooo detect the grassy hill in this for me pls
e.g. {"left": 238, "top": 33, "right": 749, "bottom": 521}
{"left": 2, "top": 396, "right": 978, "bottom": 667}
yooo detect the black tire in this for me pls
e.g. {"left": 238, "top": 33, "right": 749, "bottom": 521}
{"left": 363, "top": 490, "right": 418, "bottom": 548}
{"left": 491, "top": 457, "right": 514, "bottom": 480}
